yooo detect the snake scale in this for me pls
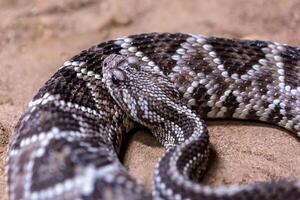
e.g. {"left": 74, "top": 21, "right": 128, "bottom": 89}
{"left": 6, "top": 33, "right": 300, "bottom": 200}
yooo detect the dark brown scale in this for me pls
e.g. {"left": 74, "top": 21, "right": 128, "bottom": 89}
{"left": 191, "top": 84, "right": 212, "bottom": 116}
{"left": 33, "top": 68, "right": 77, "bottom": 100}
{"left": 72, "top": 145, "right": 114, "bottom": 167}
{"left": 264, "top": 105, "right": 282, "bottom": 123}
{"left": 222, "top": 92, "right": 240, "bottom": 118}
{"left": 151, "top": 100, "right": 197, "bottom": 141}
{"left": 176, "top": 136, "right": 209, "bottom": 176}
{"left": 31, "top": 137, "right": 117, "bottom": 192}
{"left": 69, "top": 81, "right": 98, "bottom": 109}
{"left": 280, "top": 46, "right": 300, "bottom": 89}
{"left": 11, "top": 102, "right": 82, "bottom": 149}
{"left": 252, "top": 66, "right": 275, "bottom": 94}
{"left": 32, "top": 68, "right": 101, "bottom": 112}
{"left": 71, "top": 41, "right": 122, "bottom": 73}
{"left": 186, "top": 52, "right": 212, "bottom": 74}
{"left": 31, "top": 139, "right": 77, "bottom": 191}
{"left": 207, "top": 38, "right": 268, "bottom": 76}
{"left": 212, "top": 77, "right": 231, "bottom": 100}
{"left": 129, "top": 33, "right": 189, "bottom": 73}
{"left": 83, "top": 174, "right": 150, "bottom": 200}
{"left": 155, "top": 143, "right": 210, "bottom": 200}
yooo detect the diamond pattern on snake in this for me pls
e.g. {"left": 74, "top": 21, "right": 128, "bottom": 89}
{"left": 6, "top": 33, "right": 300, "bottom": 200}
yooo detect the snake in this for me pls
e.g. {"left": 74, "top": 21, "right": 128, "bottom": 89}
{"left": 6, "top": 33, "right": 300, "bottom": 200}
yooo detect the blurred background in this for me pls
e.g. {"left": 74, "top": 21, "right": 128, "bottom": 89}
{"left": 0, "top": 0, "right": 300, "bottom": 199}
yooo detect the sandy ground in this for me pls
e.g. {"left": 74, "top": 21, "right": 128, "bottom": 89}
{"left": 1, "top": 0, "right": 300, "bottom": 199}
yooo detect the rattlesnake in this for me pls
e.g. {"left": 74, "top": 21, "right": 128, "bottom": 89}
{"left": 6, "top": 33, "right": 300, "bottom": 200}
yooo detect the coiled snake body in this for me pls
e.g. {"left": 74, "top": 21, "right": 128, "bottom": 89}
{"left": 6, "top": 33, "right": 300, "bottom": 199}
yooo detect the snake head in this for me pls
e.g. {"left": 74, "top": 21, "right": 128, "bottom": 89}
{"left": 102, "top": 54, "right": 137, "bottom": 117}
{"left": 102, "top": 54, "right": 204, "bottom": 148}
{"left": 102, "top": 54, "right": 180, "bottom": 127}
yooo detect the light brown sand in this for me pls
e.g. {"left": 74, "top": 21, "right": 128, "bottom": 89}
{"left": 1, "top": 0, "right": 300, "bottom": 199}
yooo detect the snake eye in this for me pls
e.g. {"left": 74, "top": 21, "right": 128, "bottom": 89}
{"left": 111, "top": 69, "right": 125, "bottom": 85}
{"left": 111, "top": 74, "right": 120, "bottom": 85}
